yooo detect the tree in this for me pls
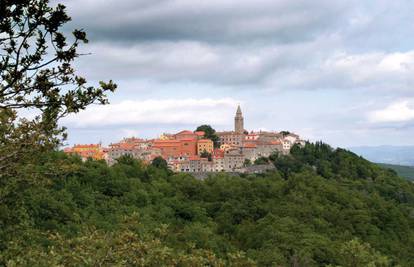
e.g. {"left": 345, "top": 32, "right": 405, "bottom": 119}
{"left": 151, "top": 156, "right": 169, "bottom": 170}
{"left": 200, "top": 150, "right": 212, "bottom": 161}
{"left": 243, "top": 159, "right": 251, "bottom": 167}
{"left": 254, "top": 156, "right": 269, "bottom": 165}
{"left": 280, "top": 131, "right": 291, "bottom": 137}
{"left": 333, "top": 239, "right": 391, "bottom": 267}
{"left": 0, "top": 0, "right": 116, "bottom": 175}
{"left": 195, "top": 125, "right": 220, "bottom": 148}
{"left": 1, "top": 214, "right": 232, "bottom": 266}
{"left": 0, "top": 0, "right": 116, "bottom": 248}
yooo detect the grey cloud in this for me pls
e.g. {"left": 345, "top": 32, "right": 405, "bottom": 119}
{"left": 63, "top": 0, "right": 354, "bottom": 44}
{"left": 74, "top": 39, "right": 329, "bottom": 86}
{"left": 62, "top": 0, "right": 414, "bottom": 92}
{"left": 76, "top": 38, "right": 414, "bottom": 93}
{"left": 57, "top": 0, "right": 414, "bottom": 91}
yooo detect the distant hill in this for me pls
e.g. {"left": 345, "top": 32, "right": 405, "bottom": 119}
{"left": 377, "top": 163, "right": 414, "bottom": 181}
{"left": 349, "top": 145, "right": 414, "bottom": 166}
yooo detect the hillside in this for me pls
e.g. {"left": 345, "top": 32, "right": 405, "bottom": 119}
{"left": 377, "top": 163, "right": 414, "bottom": 181}
{"left": 349, "top": 145, "right": 414, "bottom": 166}
{"left": 1, "top": 142, "right": 414, "bottom": 266}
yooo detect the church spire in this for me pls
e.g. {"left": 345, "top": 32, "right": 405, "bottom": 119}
{"left": 234, "top": 105, "right": 244, "bottom": 134}
{"left": 236, "top": 105, "right": 242, "bottom": 115}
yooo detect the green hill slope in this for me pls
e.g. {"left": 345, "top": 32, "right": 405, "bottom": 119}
{"left": 377, "top": 163, "right": 414, "bottom": 181}
{"left": 1, "top": 142, "right": 414, "bottom": 266}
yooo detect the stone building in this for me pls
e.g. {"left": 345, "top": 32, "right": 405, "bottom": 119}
{"left": 234, "top": 105, "right": 244, "bottom": 134}
{"left": 217, "top": 105, "right": 246, "bottom": 147}
{"left": 256, "top": 131, "right": 282, "bottom": 142}
{"left": 218, "top": 106, "right": 246, "bottom": 146}
{"left": 242, "top": 140, "right": 283, "bottom": 162}
{"left": 213, "top": 156, "right": 225, "bottom": 172}
{"left": 224, "top": 147, "right": 244, "bottom": 171}
{"left": 217, "top": 131, "right": 244, "bottom": 147}
{"left": 106, "top": 140, "right": 161, "bottom": 165}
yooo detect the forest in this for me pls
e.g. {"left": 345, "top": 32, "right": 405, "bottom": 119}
{"left": 1, "top": 142, "right": 414, "bottom": 266}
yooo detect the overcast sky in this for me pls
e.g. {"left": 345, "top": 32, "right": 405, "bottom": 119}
{"left": 59, "top": 0, "right": 414, "bottom": 147}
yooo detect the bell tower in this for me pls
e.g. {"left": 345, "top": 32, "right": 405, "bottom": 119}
{"left": 234, "top": 105, "right": 244, "bottom": 133}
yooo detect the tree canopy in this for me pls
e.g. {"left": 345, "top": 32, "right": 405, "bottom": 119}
{"left": 1, "top": 144, "right": 414, "bottom": 266}
{"left": 0, "top": 0, "right": 116, "bottom": 176}
{"left": 195, "top": 124, "right": 220, "bottom": 148}
{"left": 0, "top": 1, "right": 115, "bottom": 262}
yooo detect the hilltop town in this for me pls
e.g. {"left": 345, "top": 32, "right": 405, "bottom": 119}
{"left": 64, "top": 106, "right": 304, "bottom": 173}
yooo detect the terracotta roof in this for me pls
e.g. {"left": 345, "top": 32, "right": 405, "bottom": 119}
{"left": 73, "top": 144, "right": 101, "bottom": 148}
{"left": 153, "top": 140, "right": 181, "bottom": 144}
{"left": 176, "top": 130, "right": 194, "bottom": 135}
{"left": 153, "top": 144, "right": 180, "bottom": 147}
{"left": 194, "top": 131, "right": 205, "bottom": 136}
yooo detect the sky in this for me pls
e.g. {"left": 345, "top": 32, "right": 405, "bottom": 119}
{"left": 58, "top": 0, "right": 414, "bottom": 148}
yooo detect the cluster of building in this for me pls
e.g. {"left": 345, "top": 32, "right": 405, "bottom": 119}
{"left": 64, "top": 106, "right": 304, "bottom": 173}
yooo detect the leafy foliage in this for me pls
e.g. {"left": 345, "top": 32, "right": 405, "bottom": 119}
{"left": 254, "top": 156, "right": 269, "bottom": 165}
{"left": 200, "top": 150, "right": 212, "bottom": 161}
{"left": 151, "top": 156, "right": 169, "bottom": 171}
{"left": 0, "top": 0, "right": 116, "bottom": 176}
{"left": 1, "top": 143, "right": 414, "bottom": 266}
{"left": 195, "top": 125, "right": 220, "bottom": 148}
{"left": 0, "top": 1, "right": 116, "bottom": 261}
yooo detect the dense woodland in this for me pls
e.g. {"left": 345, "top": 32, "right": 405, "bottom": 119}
{"left": 1, "top": 142, "right": 414, "bottom": 266}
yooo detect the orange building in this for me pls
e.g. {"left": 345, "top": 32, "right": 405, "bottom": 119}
{"left": 197, "top": 139, "right": 214, "bottom": 155}
{"left": 64, "top": 144, "right": 105, "bottom": 161}
{"left": 152, "top": 139, "right": 197, "bottom": 158}
{"left": 152, "top": 140, "right": 181, "bottom": 158}
{"left": 180, "top": 139, "right": 197, "bottom": 156}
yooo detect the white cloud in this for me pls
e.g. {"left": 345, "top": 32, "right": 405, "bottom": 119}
{"left": 62, "top": 98, "right": 240, "bottom": 128}
{"left": 368, "top": 100, "right": 414, "bottom": 123}
{"left": 271, "top": 50, "right": 414, "bottom": 92}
